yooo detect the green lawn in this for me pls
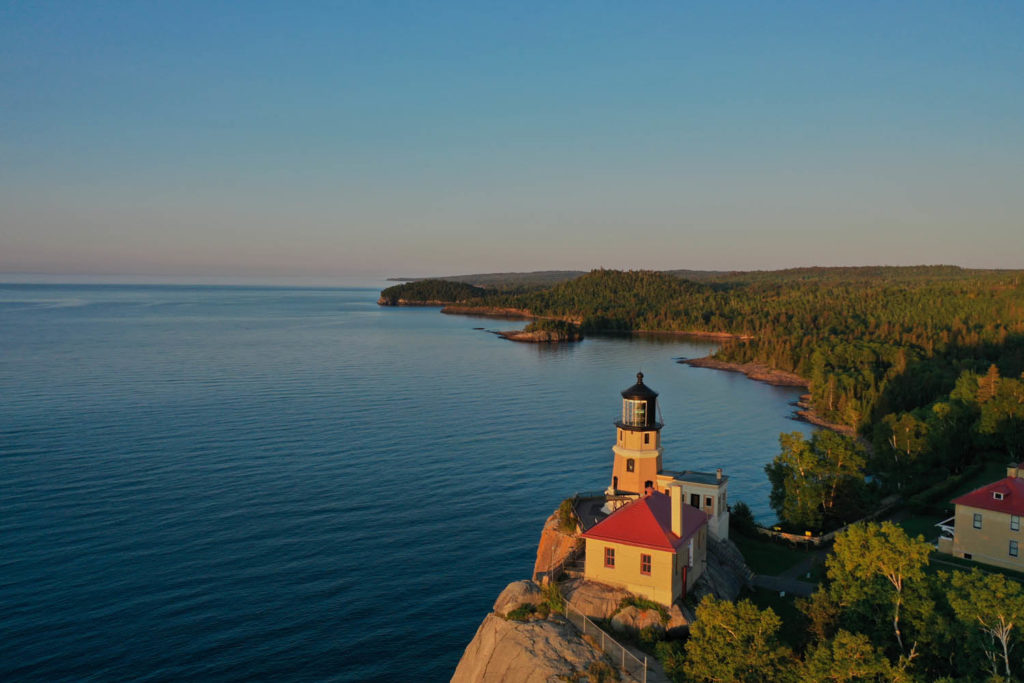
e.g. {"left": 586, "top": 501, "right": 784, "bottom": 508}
{"left": 927, "top": 551, "right": 1024, "bottom": 583}
{"left": 732, "top": 534, "right": 814, "bottom": 576}
{"left": 745, "top": 587, "right": 809, "bottom": 651}
{"left": 896, "top": 514, "right": 944, "bottom": 543}
{"left": 948, "top": 460, "right": 1011, "bottom": 500}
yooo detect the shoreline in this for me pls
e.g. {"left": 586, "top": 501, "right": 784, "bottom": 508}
{"left": 680, "top": 357, "right": 855, "bottom": 435}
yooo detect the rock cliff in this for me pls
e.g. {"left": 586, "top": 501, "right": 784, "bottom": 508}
{"left": 453, "top": 505, "right": 754, "bottom": 681}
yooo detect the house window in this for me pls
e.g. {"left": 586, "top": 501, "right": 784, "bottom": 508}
{"left": 644, "top": 433, "right": 650, "bottom": 444}
{"left": 690, "top": 494, "right": 700, "bottom": 508}
{"left": 1013, "top": 516, "right": 1021, "bottom": 531}
{"left": 963, "top": 553, "right": 973, "bottom": 560}
{"left": 995, "top": 492, "right": 1005, "bottom": 500}
{"left": 626, "top": 459, "right": 635, "bottom": 473}
{"left": 604, "top": 547, "right": 615, "bottom": 568}
{"left": 974, "top": 513, "right": 983, "bottom": 529}
{"left": 640, "top": 554, "right": 652, "bottom": 575}
{"left": 1012, "top": 541, "right": 1019, "bottom": 558}
{"left": 645, "top": 480, "right": 653, "bottom": 491}
{"left": 705, "top": 496, "right": 713, "bottom": 510}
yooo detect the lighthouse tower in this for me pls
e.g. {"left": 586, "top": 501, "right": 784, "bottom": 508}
{"left": 609, "top": 373, "right": 663, "bottom": 495}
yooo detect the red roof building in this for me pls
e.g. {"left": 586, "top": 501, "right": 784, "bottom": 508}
{"left": 582, "top": 490, "right": 706, "bottom": 551}
{"left": 939, "top": 464, "right": 1024, "bottom": 571}
{"left": 581, "top": 488, "right": 708, "bottom": 606}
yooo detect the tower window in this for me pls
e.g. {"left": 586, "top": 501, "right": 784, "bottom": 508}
{"left": 626, "top": 459, "right": 635, "bottom": 473}
{"left": 604, "top": 547, "right": 615, "bottom": 568}
{"left": 640, "top": 554, "right": 652, "bottom": 575}
{"left": 644, "top": 433, "right": 650, "bottom": 444}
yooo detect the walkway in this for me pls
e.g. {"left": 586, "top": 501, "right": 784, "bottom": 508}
{"left": 752, "top": 550, "right": 827, "bottom": 597}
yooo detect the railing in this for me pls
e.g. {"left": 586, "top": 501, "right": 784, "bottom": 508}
{"left": 755, "top": 494, "right": 901, "bottom": 546}
{"left": 564, "top": 602, "right": 647, "bottom": 683}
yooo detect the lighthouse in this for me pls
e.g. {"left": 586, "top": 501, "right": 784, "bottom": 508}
{"left": 610, "top": 372, "right": 664, "bottom": 495}
{"left": 605, "top": 372, "right": 731, "bottom": 540}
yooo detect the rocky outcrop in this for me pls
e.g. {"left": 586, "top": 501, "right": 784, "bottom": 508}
{"left": 451, "top": 609, "right": 603, "bottom": 682}
{"left": 440, "top": 305, "right": 532, "bottom": 320}
{"left": 491, "top": 580, "right": 545, "bottom": 618}
{"left": 611, "top": 605, "right": 666, "bottom": 636}
{"left": 689, "top": 538, "right": 752, "bottom": 607}
{"left": 681, "top": 356, "right": 808, "bottom": 387}
{"left": 532, "top": 512, "right": 580, "bottom": 582}
{"left": 498, "top": 328, "right": 583, "bottom": 343}
{"left": 560, "top": 578, "right": 633, "bottom": 620}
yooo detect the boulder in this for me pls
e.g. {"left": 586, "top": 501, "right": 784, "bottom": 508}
{"left": 666, "top": 604, "right": 691, "bottom": 637}
{"left": 451, "top": 613, "right": 601, "bottom": 683}
{"left": 610, "top": 605, "right": 665, "bottom": 636}
{"left": 561, "top": 578, "right": 633, "bottom": 620}
{"left": 491, "top": 580, "right": 544, "bottom": 618}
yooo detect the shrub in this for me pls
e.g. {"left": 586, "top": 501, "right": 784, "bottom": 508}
{"left": 544, "top": 581, "right": 566, "bottom": 613}
{"left": 618, "top": 596, "right": 669, "bottom": 625}
{"left": 506, "top": 603, "right": 537, "bottom": 621}
{"left": 586, "top": 660, "right": 620, "bottom": 682}
{"left": 730, "top": 501, "right": 758, "bottom": 537}
{"left": 557, "top": 498, "right": 579, "bottom": 534}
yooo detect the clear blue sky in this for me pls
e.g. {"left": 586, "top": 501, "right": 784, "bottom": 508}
{"left": 2, "top": 1, "right": 1022, "bottom": 281}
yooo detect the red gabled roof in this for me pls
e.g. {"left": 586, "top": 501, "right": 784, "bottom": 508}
{"left": 581, "top": 491, "right": 706, "bottom": 551}
{"left": 952, "top": 476, "right": 1024, "bottom": 516}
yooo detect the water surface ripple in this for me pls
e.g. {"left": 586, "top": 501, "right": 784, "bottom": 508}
{"left": 0, "top": 285, "right": 813, "bottom": 681}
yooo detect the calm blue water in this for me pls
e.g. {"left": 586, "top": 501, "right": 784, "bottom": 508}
{"left": 0, "top": 285, "right": 813, "bottom": 681}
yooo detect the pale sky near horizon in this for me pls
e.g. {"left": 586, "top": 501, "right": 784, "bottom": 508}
{"left": 2, "top": 2, "right": 1023, "bottom": 282}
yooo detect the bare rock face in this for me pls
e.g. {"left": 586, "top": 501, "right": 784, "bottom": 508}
{"left": 532, "top": 512, "right": 579, "bottom": 583}
{"left": 666, "top": 604, "right": 691, "bottom": 636}
{"left": 610, "top": 605, "right": 665, "bottom": 636}
{"left": 451, "top": 613, "right": 601, "bottom": 683}
{"left": 690, "top": 539, "right": 751, "bottom": 605}
{"left": 561, "top": 578, "right": 633, "bottom": 620}
{"left": 491, "top": 580, "right": 544, "bottom": 618}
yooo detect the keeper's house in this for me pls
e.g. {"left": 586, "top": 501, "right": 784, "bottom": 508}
{"left": 938, "top": 463, "right": 1024, "bottom": 570}
{"left": 581, "top": 486, "right": 707, "bottom": 606}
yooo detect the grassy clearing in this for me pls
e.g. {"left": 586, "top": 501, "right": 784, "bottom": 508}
{"left": 896, "top": 514, "right": 943, "bottom": 543}
{"left": 948, "top": 460, "right": 1011, "bottom": 499}
{"left": 927, "top": 552, "right": 1024, "bottom": 583}
{"left": 745, "top": 587, "right": 809, "bottom": 651}
{"left": 732, "top": 534, "right": 813, "bottom": 576}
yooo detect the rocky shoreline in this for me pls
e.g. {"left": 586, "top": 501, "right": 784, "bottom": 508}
{"left": 680, "top": 357, "right": 855, "bottom": 435}
{"left": 498, "top": 328, "right": 583, "bottom": 343}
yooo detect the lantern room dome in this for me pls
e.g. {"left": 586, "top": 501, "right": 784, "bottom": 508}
{"left": 621, "top": 372, "right": 658, "bottom": 401}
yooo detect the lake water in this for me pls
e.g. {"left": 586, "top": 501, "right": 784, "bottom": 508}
{"left": 0, "top": 284, "right": 813, "bottom": 681}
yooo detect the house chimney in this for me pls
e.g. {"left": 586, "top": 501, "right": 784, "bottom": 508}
{"left": 670, "top": 485, "right": 683, "bottom": 537}
{"left": 1009, "top": 465, "right": 1019, "bottom": 479}
{"left": 716, "top": 468, "right": 722, "bottom": 481}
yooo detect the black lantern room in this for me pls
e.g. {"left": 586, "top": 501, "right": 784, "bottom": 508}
{"left": 615, "top": 372, "right": 663, "bottom": 431}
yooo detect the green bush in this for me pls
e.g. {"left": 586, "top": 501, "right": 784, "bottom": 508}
{"left": 557, "top": 498, "right": 578, "bottom": 534}
{"left": 730, "top": 501, "right": 758, "bottom": 537}
{"left": 506, "top": 603, "right": 536, "bottom": 621}
{"left": 617, "top": 596, "right": 669, "bottom": 625}
{"left": 544, "top": 581, "right": 566, "bottom": 613}
{"left": 586, "top": 660, "right": 620, "bottom": 682}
